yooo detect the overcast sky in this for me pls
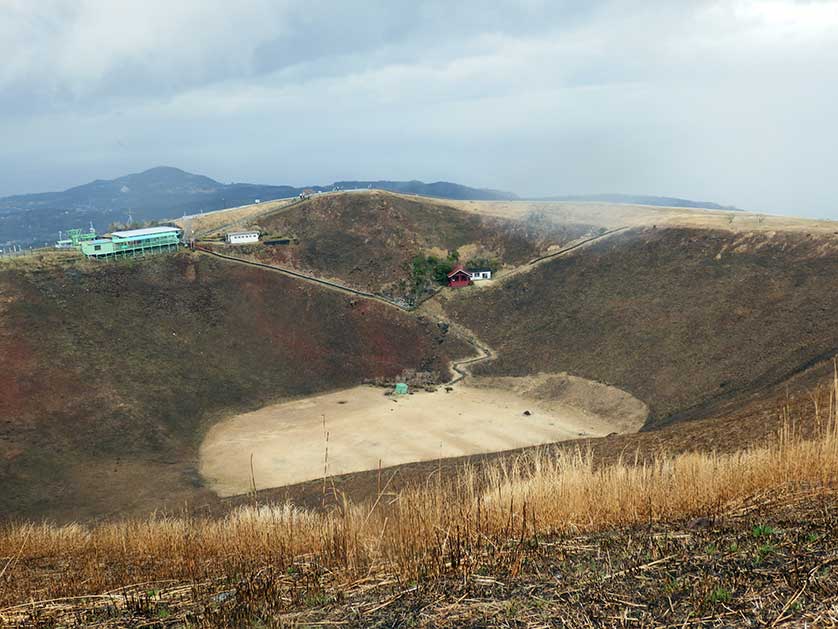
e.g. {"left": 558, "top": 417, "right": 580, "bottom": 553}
{"left": 1, "top": 1, "right": 837, "bottom": 215}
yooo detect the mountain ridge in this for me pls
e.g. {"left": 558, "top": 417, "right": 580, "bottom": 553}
{"left": 534, "top": 192, "right": 741, "bottom": 211}
{"left": 0, "top": 167, "right": 517, "bottom": 246}
{"left": 0, "top": 166, "right": 740, "bottom": 246}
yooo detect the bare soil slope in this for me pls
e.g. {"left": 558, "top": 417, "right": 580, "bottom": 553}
{"left": 239, "top": 191, "right": 594, "bottom": 296}
{"left": 445, "top": 227, "right": 838, "bottom": 427}
{"left": 0, "top": 253, "right": 468, "bottom": 521}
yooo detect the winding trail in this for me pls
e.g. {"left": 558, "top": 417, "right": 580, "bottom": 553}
{"left": 197, "top": 226, "right": 643, "bottom": 496}
{"left": 193, "top": 225, "right": 628, "bottom": 384}
{"left": 445, "top": 321, "right": 496, "bottom": 385}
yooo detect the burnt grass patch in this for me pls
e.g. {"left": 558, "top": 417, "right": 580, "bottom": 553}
{"left": 0, "top": 253, "right": 470, "bottom": 521}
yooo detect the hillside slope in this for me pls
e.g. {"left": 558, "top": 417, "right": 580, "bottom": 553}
{"left": 445, "top": 227, "right": 838, "bottom": 427}
{"left": 0, "top": 253, "right": 468, "bottom": 521}
{"left": 239, "top": 191, "right": 594, "bottom": 298}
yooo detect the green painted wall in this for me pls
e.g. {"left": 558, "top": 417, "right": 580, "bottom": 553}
{"left": 81, "top": 240, "right": 116, "bottom": 256}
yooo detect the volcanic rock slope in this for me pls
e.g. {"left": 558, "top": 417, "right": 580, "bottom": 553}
{"left": 0, "top": 253, "right": 469, "bottom": 520}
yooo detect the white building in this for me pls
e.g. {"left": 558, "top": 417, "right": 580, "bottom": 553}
{"left": 225, "top": 231, "right": 260, "bottom": 244}
{"left": 467, "top": 268, "right": 493, "bottom": 281}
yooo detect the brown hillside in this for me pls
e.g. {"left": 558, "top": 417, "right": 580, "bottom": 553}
{"left": 0, "top": 253, "right": 468, "bottom": 521}
{"left": 444, "top": 227, "right": 838, "bottom": 427}
{"left": 240, "top": 191, "right": 593, "bottom": 296}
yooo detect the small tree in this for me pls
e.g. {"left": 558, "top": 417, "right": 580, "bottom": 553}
{"left": 432, "top": 260, "right": 454, "bottom": 283}
{"left": 410, "top": 253, "right": 459, "bottom": 296}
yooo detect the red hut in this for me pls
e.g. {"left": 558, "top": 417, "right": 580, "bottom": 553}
{"left": 447, "top": 265, "right": 472, "bottom": 288}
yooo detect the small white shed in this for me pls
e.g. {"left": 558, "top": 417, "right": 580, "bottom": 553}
{"left": 467, "top": 268, "right": 493, "bottom": 281}
{"left": 226, "top": 231, "right": 260, "bottom": 244}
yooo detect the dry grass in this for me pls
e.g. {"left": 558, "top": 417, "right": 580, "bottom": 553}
{"left": 1, "top": 393, "right": 837, "bottom": 625}
{"left": 172, "top": 189, "right": 838, "bottom": 238}
{"left": 433, "top": 195, "right": 838, "bottom": 234}
{"left": 174, "top": 197, "right": 300, "bottom": 239}
{"left": 0, "top": 249, "right": 79, "bottom": 270}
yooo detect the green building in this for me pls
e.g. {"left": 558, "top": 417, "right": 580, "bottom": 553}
{"left": 67, "top": 227, "right": 98, "bottom": 247}
{"left": 81, "top": 226, "right": 182, "bottom": 259}
{"left": 394, "top": 383, "right": 409, "bottom": 395}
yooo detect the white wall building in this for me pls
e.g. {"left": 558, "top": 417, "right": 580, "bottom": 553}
{"left": 467, "top": 268, "right": 493, "bottom": 281}
{"left": 226, "top": 231, "right": 260, "bottom": 244}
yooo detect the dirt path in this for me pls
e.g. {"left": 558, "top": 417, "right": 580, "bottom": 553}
{"left": 196, "top": 228, "right": 644, "bottom": 498}
{"left": 505, "top": 226, "right": 629, "bottom": 280}
{"left": 195, "top": 246, "right": 411, "bottom": 309}
{"left": 194, "top": 225, "right": 629, "bottom": 384}
{"left": 444, "top": 320, "right": 496, "bottom": 384}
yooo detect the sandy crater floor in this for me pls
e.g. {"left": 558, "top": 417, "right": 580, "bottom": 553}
{"left": 199, "top": 375, "right": 645, "bottom": 497}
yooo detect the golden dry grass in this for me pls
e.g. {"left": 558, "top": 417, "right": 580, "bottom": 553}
{"left": 0, "top": 249, "right": 79, "bottom": 270}
{"left": 1, "top": 387, "right": 836, "bottom": 625}
{"left": 409, "top": 193, "right": 838, "bottom": 234}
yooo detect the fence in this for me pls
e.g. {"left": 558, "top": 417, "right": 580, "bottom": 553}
{"left": 0, "top": 244, "right": 57, "bottom": 259}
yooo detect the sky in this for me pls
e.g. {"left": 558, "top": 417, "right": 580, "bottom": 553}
{"left": 1, "top": 0, "right": 837, "bottom": 216}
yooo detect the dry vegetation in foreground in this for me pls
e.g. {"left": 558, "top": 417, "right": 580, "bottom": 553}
{"left": 2, "top": 402, "right": 837, "bottom": 626}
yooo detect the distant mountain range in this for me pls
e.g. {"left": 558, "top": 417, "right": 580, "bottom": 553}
{"left": 0, "top": 166, "right": 739, "bottom": 247}
{"left": 0, "top": 167, "right": 517, "bottom": 246}
{"left": 536, "top": 193, "right": 741, "bottom": 212}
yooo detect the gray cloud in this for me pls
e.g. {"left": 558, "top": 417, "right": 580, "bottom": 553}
{"left": 1, "top": 0, "right": 837, "bottom": 216}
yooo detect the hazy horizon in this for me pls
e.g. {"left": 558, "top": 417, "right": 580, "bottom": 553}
{"left": 0, "top": 163, "right": 746, "bottom": 206}
{"left": 2, "top": 1, "right": 837, "bottom": 217}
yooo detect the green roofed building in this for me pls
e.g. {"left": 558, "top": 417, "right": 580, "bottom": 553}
{"left": 394, "top": 383, "right": 409, "bottom": 395}
{"left": 81, "top": 226, "right": 182, "bottom": 259}
{"left": 67, "top": 227, "right": 97, "bottom": 247}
